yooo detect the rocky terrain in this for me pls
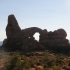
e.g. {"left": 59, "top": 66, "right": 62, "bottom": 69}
{"left": 2, "top": 51, "right": 70, "bottom": 70}
{"left": 2, "top": 14, "right": 70, "bottom": 54}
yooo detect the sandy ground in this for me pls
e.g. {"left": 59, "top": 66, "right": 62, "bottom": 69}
{"left": 0, "top": 58, "right": 5, "bottom": 70}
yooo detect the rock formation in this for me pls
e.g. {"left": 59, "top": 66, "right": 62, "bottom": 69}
{"left": 6, "top": 15, "right": 21, "bottom": 38}
{"left": 3, "top": 14, "right": 70, "bottom": 54}
{"left": 4, "top": 14, "right": 46, "bottom": 52}
{"left": 57, "top": 29, "right": 67, "bottom": 38}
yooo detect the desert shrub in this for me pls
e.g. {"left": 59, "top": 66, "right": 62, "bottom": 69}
{"left": 39, "top": 53, "right": 55, "bottom": 67}
{"left": 21, "top": 60, "right": 30, "bottom": 68}
{"left": 56, "top": 58, "right": 65, "bottom": 66}
{"left": 29, "top": 56, "right": 40, "bottom": 65}
{"left": 5, "top": 55, "right": 22, "bottom": 70}
{"left": 47, "top": 60, "right": 55, "bottom": 67}
{"left": 55, "top": 54, "right": 66, "bottom": 66}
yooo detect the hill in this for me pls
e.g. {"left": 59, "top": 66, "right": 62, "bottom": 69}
{"left": 0, "top": 41, "right": 2, "bottom": 46}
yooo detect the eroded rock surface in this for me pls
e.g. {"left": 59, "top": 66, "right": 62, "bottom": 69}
{"left": 6, "top": 15, "right": 21, "bottom": 38}
{"left": 3, "top": 14, "right": 70, "bottom": 54}
{"left": 57, "top": 29, "right": 67, "bottom": 38}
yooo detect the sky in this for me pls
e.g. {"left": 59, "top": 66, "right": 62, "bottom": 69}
{"left": 0, "top": 0, "right": 70, "bottom": 41}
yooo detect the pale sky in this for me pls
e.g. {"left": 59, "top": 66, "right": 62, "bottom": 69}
{"left": 0, "top": 0, "right": 70, "bottom": 41}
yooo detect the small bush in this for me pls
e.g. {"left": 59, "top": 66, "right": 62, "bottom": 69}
{"left": 56, "top": 58, "right": 65, "bottom": 66}
{"left": 5, "top": 54, "right": 23, "bottom": 70}
{"left": 21, "top": 60, "right": 30, "bottom": 68}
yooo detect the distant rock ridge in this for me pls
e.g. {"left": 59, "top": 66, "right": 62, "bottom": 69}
{"left": 0, "top": 41, "right": 2, "bottom": 46}
{"left": 3, "top": 14, "right": 70, "bottom": 54}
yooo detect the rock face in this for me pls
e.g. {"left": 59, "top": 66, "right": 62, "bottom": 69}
{"left": 6, "top": 15, "right": 21, "bottom": 38}
{"left": 20, "top": 27, "right": 43, "bottom": 39}
{"left": 4, "top": 14, "right": 46, "bottom": 52}
{"left": 57, "top": 29, "right": 67, "bottom": 38}
{"left": 39, "top": 29, "right": 69, "bottom": 53}
{"left": 3, "top": 14, "right": 70, "bottom": 54}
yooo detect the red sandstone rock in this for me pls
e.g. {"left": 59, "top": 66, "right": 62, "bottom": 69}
{"left": 22, "top": 40, "right": 45, "bottom": 52}
{"left": 20, "top": 27, "right": 43, "bottom": 39}
{"left": 57, "top": 29, "right": 67, "bottom": 38}
{"left": 4, "top": 14, "right": 70, "bottom": 53}
{"left": 6, "top": 14, "right": 21, "bottom": 38}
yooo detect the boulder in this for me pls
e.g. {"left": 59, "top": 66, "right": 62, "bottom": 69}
{"left": 57, "top": 29, "right": 67, "bottom": 38}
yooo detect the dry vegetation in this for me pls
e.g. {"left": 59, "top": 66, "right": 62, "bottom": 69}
{"left": 0, "top": 50, "right": 6, "bottom": 70}
{"left": 0, "top": 50, "right": 69, "bottom": 70}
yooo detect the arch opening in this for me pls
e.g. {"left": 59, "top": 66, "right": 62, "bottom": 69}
{"left": 33, "top": 32, "right": 40, "bottom": 41}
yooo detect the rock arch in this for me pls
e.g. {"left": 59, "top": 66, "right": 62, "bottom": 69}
{"left": 4, "top": 14, "right": 70, "bottom": 53}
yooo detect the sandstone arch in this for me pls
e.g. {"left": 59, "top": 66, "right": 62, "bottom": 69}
{"left": 4, "top": 14, "right": 70, "bottom": 53}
